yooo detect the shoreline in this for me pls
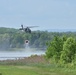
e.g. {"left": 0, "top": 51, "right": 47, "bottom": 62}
{"left": 0, "top": 55, "right": 48, "bottom": 65}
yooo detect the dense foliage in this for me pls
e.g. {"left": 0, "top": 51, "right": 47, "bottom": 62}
{"left": 46, "top": 36, "right": 76, "bottom": 65}
{"left": 46, "top": 36, "right": 63, "bottom": 63}
{"left": 60, "top": 37, "right": 76, "bottom": 64}
{"left": 0, "top": 27, "right": 52, "bottom": 49}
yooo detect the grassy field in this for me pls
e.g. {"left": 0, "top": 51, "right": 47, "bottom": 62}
{"left": 0, "top": 64, "right": 76, "bottom": 75}
{"left": 0, "top": 55, "right": 76, "bottom": 75}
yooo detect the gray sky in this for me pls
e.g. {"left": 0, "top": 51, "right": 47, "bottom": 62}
{"left": 0, "top": 0, "right": 76, "bottom": 30}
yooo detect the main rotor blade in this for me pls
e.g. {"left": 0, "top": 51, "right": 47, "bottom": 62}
{"left": 27, "top": 26, "right": 39, "bottom": 28}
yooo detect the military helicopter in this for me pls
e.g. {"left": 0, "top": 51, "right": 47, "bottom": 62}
{"left": 19, "top": 24, "right": 38, "bottom": 33}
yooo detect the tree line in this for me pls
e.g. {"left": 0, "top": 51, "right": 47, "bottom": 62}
{"left": 0, "top": 27, "right": 76, "bottom": 51}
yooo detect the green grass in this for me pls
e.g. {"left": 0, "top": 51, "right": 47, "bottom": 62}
{"left": 0, "top": 64, "right": 76, "bottom": 75}
{"left": 0, "top": 65, "right": 39, "bottom": 75}
{"left": 0, "top": 55, "right": 76, "bottom": 75}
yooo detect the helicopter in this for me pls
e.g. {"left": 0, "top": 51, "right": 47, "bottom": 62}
{"left": 19, "top": 24, "right": 38, "bottom": 33}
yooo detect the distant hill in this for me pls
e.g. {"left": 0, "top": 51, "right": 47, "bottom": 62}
{"left": 46, "top": 29, "right": 76, "bottom": 32}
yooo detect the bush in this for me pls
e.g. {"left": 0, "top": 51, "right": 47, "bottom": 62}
{"left": 46, "top": 36, "right": 76, "bottom": 65}
{"left": 60, "top": 37, "right": 76, "bottom": 64}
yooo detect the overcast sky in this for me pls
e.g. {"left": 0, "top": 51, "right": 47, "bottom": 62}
{"left": 0, "top": 0, "right": 76, "bottom": 30}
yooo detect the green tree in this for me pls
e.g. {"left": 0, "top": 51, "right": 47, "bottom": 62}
{"left": 0, "top": 34, "right": 10, "bottom": 49}
{"left": 60, "top": 37, "right": 76, "bottom": 64}
{"left": 11, "top": 33, "right": 24, "bottom": 48}
{"left": 46, "top": 36, "right": 63, "bottom": 63}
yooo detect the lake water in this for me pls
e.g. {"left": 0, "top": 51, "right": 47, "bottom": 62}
{"left": 0, "top": 48, "right": 46, "bottom": 60}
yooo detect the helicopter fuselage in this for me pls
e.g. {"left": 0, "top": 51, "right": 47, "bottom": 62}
{"left": 24, "top": 27, "right": 31, "bottom": 33}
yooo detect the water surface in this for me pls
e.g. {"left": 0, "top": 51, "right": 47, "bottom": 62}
{"left": 0, "top": 48, "right": 45, "bottom": 60}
